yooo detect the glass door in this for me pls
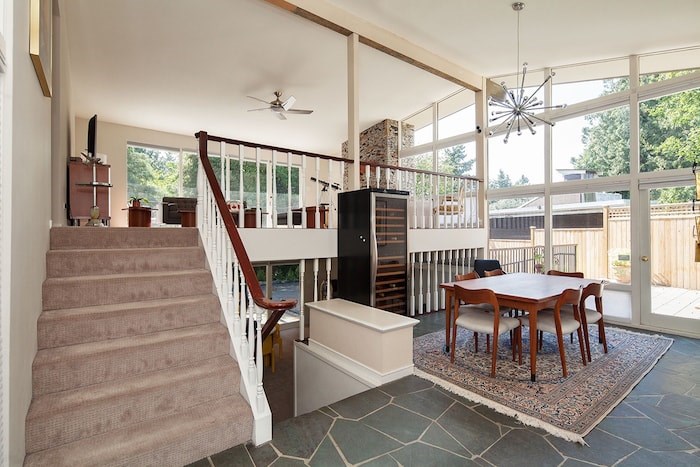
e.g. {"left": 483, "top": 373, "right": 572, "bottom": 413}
{"left": 640, "top": 184, "right": 700, "bottom": 337}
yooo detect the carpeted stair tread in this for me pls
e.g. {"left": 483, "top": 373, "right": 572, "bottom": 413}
{"left": 42, "top": 269, "right": 213, "bottom": 311}
{"left": 26, "top": 355, "right": 240, "bottom": 453}
{"left": 32, "top": 323, "right": 229, "bottom": 396}
{"left": 46, "top": 246, "right": 205, "bottom": 277}
{"left": 38, "top": 294, "right": 221, "bottom": 349}
{"left": 50, "top": 226, "right": 199, "bottom": 250}
{"left": 24, "top": 394, "right": 253, "bottom": 467}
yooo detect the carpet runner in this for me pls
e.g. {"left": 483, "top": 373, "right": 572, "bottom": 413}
{"left": 413, "top": 326, "right": 673, "bottom": 444}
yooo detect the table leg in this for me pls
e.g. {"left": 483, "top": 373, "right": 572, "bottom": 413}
{"left": 528, "top": 305, "right": 538, "bottom": 382}
{"left": 444, "top": 289, "right": 453, "bottom": 353}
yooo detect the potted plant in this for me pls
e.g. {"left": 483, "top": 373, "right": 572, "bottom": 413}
{"left": 611, "top": 259, "right": 631, "bottom": 283}
{"left": 533, "top": 252, "right": 544, "bottom": 274}
{"left": 129, "top": 196, "right": 149, "bottom": 208}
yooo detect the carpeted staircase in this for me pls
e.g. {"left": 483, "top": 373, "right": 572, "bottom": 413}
{"left": 24, "top": 227, "right": 253, "bottom": 466}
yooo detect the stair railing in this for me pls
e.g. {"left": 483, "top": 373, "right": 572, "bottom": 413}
{"left": 195, "top": 131, "right": 296, "bottom": 445}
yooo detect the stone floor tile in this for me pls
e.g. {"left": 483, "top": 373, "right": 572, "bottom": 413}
{"left": 560, "top": 459, "right": 598, "bottom": 467}
{"left": 378, "top": 375, "right": 434, "bottom": 396}
{"left": 359, "top": 454, "right": 400, "bottom": 466}
{"left": 616, "top": 448, "right": 700, "bottom": 467}
{"left": 549, "top": 427, "right": 636, "bottom": 465}
{"left": 270, "top": 457, "right": 308, "bottom": 466}
{"left": 318, "top": 406, "right": 339, "bottom": 418}
{"left": 309, "top": 436, "right": 345, "bottom": 467}
{"left": 330, "top": 388, "right": 391, "bottom": 419}
{"left": 362, "top": 404, "right": 432, "bottom": 443}
{"left": 607, "top": 401, "right": 645, "bottom": 418}
{"left": 389, "top": 442, "right": 477, "bottom": 466}
{"left": 271, "top": 410, "right": 333, "bottom": 459}
{"left": 597, "top": 417, "right": 693, "bottom": 451}
{"left": 393, "top": 387, "right": 455, "bottom": 420}
{"left": 210, "top": 444, "right": 254, "bottom": 467}
{"left": 658, "top": 394, "right": 700, "bottom": 419}
{"left": 482, "top": 429, "right": 563, "bottom": 467}
{"left": 631, "top": 368, "right": 695, "bottom": 396}
{"left": 421, "top": 422, "right": 472, "bottom": 458}
{"left": 185, "top": 458, "right": 212, "bottom": 467}
{"left": 437, "top": 403, "right": 501, "bottom": 455}
{"left": 628, "top": 399, "right": 697, "bottom": 429}
{"left": 673, "top": 425, "right": 700, "bottom": 448}
{"left": 330, "top": 419, "right": 402, "bottom": 464}
{"left": 472, "top": 404, "right": 525, "bottom": 429}
{"left": 247, "top": 442, "right": 279, "bottom": 467}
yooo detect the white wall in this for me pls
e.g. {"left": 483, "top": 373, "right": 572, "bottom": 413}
{"left": 8, "top": 1, "right": 53, "bottom": 464}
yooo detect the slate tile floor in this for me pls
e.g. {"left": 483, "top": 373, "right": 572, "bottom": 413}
{"left": 190, "top": 313, "right": 699, "bottom": 466}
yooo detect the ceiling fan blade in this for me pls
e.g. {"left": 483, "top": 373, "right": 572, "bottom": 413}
{"left": 277, "top": 112, "right": 287, "bottom": 120}
{"left": 247, "top": 107, "right": 270, "bottom": 112}
{"left": 284, "top": 109, "right": 313, "bottom": 114}
{"left": 247, "top": 95, "right": 272, "bottom": 105}
{"left": 282, "top": 95, "right": 296, "bottom": 111}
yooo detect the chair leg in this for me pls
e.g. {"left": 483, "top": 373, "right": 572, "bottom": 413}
{"left": 554, "top": 322, "right": 568, "bottom": 378}
{"left": 598, "top": 319, "right": 608, "bottom": 353}
{"left": 570, "top": 332, "right": 574, "bottom": 344}
{"left": 490, "top": 333, "right": 499, "bottom": 377}
{"left": 576, "top": 326, "right": 586, "bottom": 366}
{"left": 580, "top": 312, "right": 592, "bottom": 363}
{"left": 517, "top": 327, "right": 523, "bottom": 365}
{"left": 538, "top": 330, "right": 543, "bottom": 351}
{"left": 474, "top": 332, "right": 479, "bottom": 353}
{"left": 486, "top": 334, "right": 490, "bottom": 353}
{"left": 451, "top": 323, "right": 458, "bottom": 363}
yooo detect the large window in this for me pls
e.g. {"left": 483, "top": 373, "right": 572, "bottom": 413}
{"left": 127, "top": 145, "right": 179, "bottom": 207}
{"left": 640, "top": 86, "right": 700, "bottom": 173}
{"left": 552, "top": 106, "right": 631, "bottom": 181}
{"left": 488, "top": 131, "right": 544, "bottom": 187}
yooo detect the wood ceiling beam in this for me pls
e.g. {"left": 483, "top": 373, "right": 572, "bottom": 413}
{"left": 263, "top": 0, "right": 483, "bottom": 91}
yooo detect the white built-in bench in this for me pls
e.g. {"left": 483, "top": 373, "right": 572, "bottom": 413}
{"left": 294, "top": 298, "right": 418, "bottom": 416}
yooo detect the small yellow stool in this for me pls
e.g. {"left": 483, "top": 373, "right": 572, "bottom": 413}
{"left": 262, "top": 324, "right": 282, "bottom": 372}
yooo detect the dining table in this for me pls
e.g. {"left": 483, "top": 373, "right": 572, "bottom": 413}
{"left": 440, "top": 272, "right": 598, "bottom": 382}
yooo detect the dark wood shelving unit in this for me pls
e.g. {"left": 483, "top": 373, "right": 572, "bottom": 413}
{"left": 337, "top": 188, "right": 409, "bottom": 314}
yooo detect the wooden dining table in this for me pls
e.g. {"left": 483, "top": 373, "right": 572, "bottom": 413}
{"left": 440, "top": 272, "right": 598, "bottom": 382}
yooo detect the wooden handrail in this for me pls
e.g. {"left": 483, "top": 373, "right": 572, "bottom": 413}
{"left": 197, "top": 131, "right": 296, "bottom": 339}
{"left": 360, "top": 160, "right": 482, "bottom": 182}
{"left": 194, "top": 131, "right": 353, "bottom": 164}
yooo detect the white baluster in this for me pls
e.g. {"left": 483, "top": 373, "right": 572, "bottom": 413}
{"left": 375, "top": 166, "right": 381, "bottom": 189}
{"left": 325, "top": 258, "right": 332, "bottom": 300}
{"left": 433, "top": 251, "right": 439, "bottom": 311}
{"left": 441, "top": 250, "right": 447, "bottom": 308}
{"left": 364, "top": 164, "right": 370, "bottom": 189}
{"left": 327, "top": 160, "right": 334, "bottom": 229}
{"left": 238, "top": 144, "right": 244, "bottom": 228}
{"left": 255, "top": 306, "right": 264, "bottom": 413}
{"left": 313, "top": 258, "right": 319, "bottom": 301}
{"left": 232, "top": 253, "right": 241, "bottom": 344}
{"left": 299, "top": 259, "right": 305, "bottom": 341}
{"left": 412, "top": 172, "right": 418, "bottom": 229}
{"left": 418, "top": 252, "right": 424, "bottom": 315}
{"left": 315, "top": 158, "right": 321, "bottom": 229}
{"left": 247, "top": 293, "right": 256, "bottom": 383}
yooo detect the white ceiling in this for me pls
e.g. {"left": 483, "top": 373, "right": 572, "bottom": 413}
{"left": 62, "top": 0, "right": 700, "bottom": 156}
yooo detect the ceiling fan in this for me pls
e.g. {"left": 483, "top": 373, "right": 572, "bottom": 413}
{"left": 246, "top": 91, "right": 313, "bottom": 120}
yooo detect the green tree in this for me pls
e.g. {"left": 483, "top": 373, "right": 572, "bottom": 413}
{"left": 440, "top": 145, "right": 475, "bottom": 175}
{"left": 489, "top": 169, "right": 512, "bottom": 189}
{"left": 572, "top": 72, "right": 700, "bottom": 202}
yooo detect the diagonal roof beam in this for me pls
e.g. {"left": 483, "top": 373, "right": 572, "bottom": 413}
{"left": 263, "top": 0, "right": 482, "bottom": 91}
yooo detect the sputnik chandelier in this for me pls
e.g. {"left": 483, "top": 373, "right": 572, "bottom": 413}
{"left": 488, "top": 2, "right": 567, "bottom": 143}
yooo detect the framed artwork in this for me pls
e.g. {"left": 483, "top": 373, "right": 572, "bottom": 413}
{"left": 29, "top": 0, "right": 52, "bottom": 97}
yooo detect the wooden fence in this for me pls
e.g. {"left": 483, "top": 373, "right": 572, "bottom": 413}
{"left": 490, "top": 204, "right": 700, "bottom": 289}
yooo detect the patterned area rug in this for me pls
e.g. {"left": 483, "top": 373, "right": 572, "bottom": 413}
{"left": 413, "top": 326, "right": 673, "bottom": 444}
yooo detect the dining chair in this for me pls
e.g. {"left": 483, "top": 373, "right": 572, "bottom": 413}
{"left": 451, "top": 286, "right": 522, "bottom": 377}
{"left": 483, "top": 268, "right": 506, "bottom": 277}
{"left": 545, "top": 270, "right": 585, "bottom": 342}
{"left": 578, "top": 281, "right": 607, "bottom": 362}
{"left": 529, "top": 287, "right": 586, "bottom": 378}
{"left": 473, "top": 259, "right": 503, "bottom": 278}
{"left": 454, "top": 271, "right": 479, "bottom": 281}
{"left": 546, "top": 270, "right": 584, "bottom": 278}
{"left": 453, "top": 271, "right": 489, "bottom": 352}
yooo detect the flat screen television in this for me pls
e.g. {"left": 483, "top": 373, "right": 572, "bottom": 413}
{"left": 87, "top": 114, "right": 97, "bottom": 159}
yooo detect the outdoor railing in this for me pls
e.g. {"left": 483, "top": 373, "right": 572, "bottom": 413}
{"left": 489, "top": 244, "right": 578, "bottom": 274}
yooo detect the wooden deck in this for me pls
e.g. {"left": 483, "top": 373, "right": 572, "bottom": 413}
{"left": 652, "top": 285, "right": 700, "bottom": 320}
